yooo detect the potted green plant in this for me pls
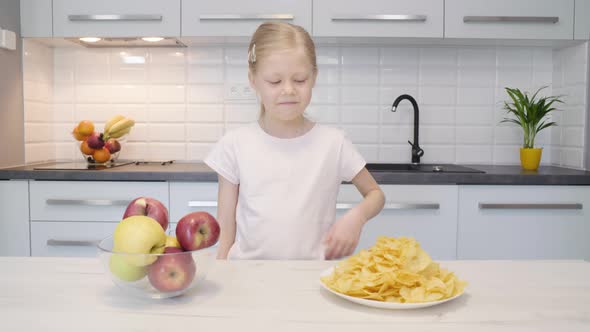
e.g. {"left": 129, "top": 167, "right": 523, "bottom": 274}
{"left": 501, "top": 86, "right": 563, "bottom": 171}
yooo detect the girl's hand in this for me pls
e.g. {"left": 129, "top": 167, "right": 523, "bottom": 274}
{"left": 323, "top": 208, "right": 366, "bottom": 260}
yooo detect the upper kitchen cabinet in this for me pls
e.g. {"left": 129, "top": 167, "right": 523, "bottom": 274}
{"left": 52, "top": 0, "right": 181, "bottom": 37}
{"left": 181, "top": 0, "right": 311, "bottom": 37}
{"left": 575, "top": 0, "right": 590, "bottom": 40}
{"left": 20, "top": 0, "right": 52, "bottom": 37}
{"left": 313, "top": 0, "right": 443, "bottom": 38}
{"left": 445, "top": 0, "right": 575, "bottom": 40}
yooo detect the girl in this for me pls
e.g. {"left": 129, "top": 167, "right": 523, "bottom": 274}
{"left": 205, "top": 22, "right": 385, "bottom": 260}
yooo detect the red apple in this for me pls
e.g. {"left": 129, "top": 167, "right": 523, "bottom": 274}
{"left": 176, "top": 211, "right": 220, "bottom": 251}
{"left": 86, "top": 132, "right": 105, "bottom": 149}
{"left": 123, "top": 197, "right": 169, "bottom": 231}
{"left": 148, "top": 247, "right": 196, "bottom": 292}
{"left": 104, "top": 138, "right": 121, "bottom": 153}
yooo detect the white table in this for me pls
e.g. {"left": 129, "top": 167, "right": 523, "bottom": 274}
{"left": 1, "top": 258, "right": 589, "bottom": 332}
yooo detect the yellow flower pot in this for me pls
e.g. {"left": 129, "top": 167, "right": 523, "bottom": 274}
{"left": 520, "top": 148, "right": 542, "bottom": 171}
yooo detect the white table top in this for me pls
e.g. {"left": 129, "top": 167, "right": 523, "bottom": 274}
{"left": 1, "top": 258, "right": 589, "bottom": 332}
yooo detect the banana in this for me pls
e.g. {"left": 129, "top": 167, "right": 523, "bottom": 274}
{"left": 108, "top": 118, "right": 135, "bottom": 136}
{"left": 108, "top": 127, "right": 131, "bottom": 139}
{"left": 104, "top": 115, "right": 125, "bottom": 134}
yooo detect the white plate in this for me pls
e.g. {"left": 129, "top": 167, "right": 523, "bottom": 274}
{"left": 319, "top": 267, "right": 464, "bottom": 310}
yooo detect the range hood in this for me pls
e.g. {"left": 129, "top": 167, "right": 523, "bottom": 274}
{"left": 66, "top": 37, "right": 187, "bottom": 48}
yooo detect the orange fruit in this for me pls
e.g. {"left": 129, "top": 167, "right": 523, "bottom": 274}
{"left": 93, "top": 147, "right": 111, "bottom": 163}
{"left": 77, "top": 120, "right": 94, "bottom": 136}
{"left": 80, "top": 140, "right": 96, "bottom": 155}
{"left": 72, "top": 127, "right": 88, "bottom": 141}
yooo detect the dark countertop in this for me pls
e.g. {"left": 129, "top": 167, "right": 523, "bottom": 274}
{"left": 1, "top": 161, "right": 590, "bottom": 185}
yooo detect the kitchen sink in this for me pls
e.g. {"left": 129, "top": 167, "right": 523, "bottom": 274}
{"left": 366, "top": 163, "right": 485, "bottom": 173}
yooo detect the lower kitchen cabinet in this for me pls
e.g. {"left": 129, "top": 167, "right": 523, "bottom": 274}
{"left": 169, "top": 182, "right": 218, "bottom": 235}
{"left": 457, "top": 186, "right": 590, "bottom": 260}
{"left": 0, "top": 180, "right": 30, "bottom": 256}
{"left": 30, "top": 221, "right": 117, "bottom": 257}
{"left": 339, "top": 184, "right": 459, "bottom": 260}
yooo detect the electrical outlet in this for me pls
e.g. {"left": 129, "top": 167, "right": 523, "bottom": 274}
{"left": 225, "top": 83, "right": 256, "bottom": 101}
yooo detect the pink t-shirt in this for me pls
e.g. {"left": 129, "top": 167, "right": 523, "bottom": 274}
{"left": 204, "top": 121, "right": 366, "bottom": 260}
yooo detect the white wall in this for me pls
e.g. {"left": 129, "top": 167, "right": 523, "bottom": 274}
{"left": 22, "top": 40, "right": 588, "bottom": 169}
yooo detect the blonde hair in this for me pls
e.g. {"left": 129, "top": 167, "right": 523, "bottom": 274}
{"left": 248, "top": 22, "right": 317, "bottom": 116}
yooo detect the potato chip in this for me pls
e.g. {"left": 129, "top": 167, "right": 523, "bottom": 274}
{"left": 320, "top": 236, "right": 467, "bottom": 303}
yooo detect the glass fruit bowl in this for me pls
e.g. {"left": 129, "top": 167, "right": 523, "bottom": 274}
{"left": 97, "top": 236, "right": 215, "bottom": 299}
{"left": 78, "top": 137, "right": 125, "bottom": 165}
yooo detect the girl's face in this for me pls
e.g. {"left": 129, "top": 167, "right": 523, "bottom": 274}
{"left": 249, "top": 47, "right": 317, "bottom": 123}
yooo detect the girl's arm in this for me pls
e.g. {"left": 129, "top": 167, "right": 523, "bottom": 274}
{"left": 324, "top": 168, "right": 385, "bottom": 260}
{"left": 215, "top": 174, "right": 239, "bottom": 259}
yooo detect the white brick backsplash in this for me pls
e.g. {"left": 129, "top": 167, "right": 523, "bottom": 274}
{"left": 380, "top": 47, "right": 419, "bottom": 66}
{"left": 341, "top": 47, "right": 378, "bottom": 65}
{"left": 225, "top": 104, "right": 259, "bottom": 123}
{"left": 188, "top": 85, "right": 224, "bottom": 103}
{"left": 456, "top": 127, "right": 493, "bottom": 145}
{"left": 306, "top": 105, "right": 339, "bottom": 124}
{"left": 381, "top": 66, "right": 419, "bottom": 86}
{"left": 148, "top": 143, "right": 186, "bottom": 160}
{"left": 341, "top": 125, "right": 379, "bottom": 144}
{"left": 149, "top": 124, "right": 185, "bottom": 142}
{"left": 188, "top": 143, "right": 215, "bottom": 161}
{"left": 341, "top": 66, "right": 379, "bottom": 85}
{"left": 148, "top": 85, "right": 185, "bottom": 104}
{"left": 456, "top": 145, "right": 493, "bottom": 164}
{"left": 189, "top": 65, "right": 224, "bottom": 84}
{"left": 340, "top": 106, "right": 379, "bottom": 124}
{"left": 149, "top": 65, "right": 185, "bottom": 84}
{"left": 21, "top": 40, "right": 587, "bottom": 166}
{"left": 420, "top": 86, "right": 456, "bottom": 105}
{"left": 187, "top": 105, "right": 224, "bottom": 122}
{"left": 186, "top": 124, "right": 224, "bottom": 142}
{"left": 148, "top": 105, "right": 186, "bottom": 122}
{"left": 457, "top": 88, "right": 495, "bottom": 106}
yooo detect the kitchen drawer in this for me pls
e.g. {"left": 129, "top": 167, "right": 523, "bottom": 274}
{"left": 53, "top": 0, "right": 181, "bottom": 37}
{"left": 169, "top": 182, "right": 218, "bottom": 224}
{"left": 457, "top": 186, "right": 590, "bottom": 260}
{"left": 575, "top": 0, "right": 590, "bottom": 40}
{"left": 313, "top": 0, "right": 443, "bottom": 38}
{"left": 31, "top": 221, "right": 116, "bottom": 257}
{"left": 338, "top": 184, "right": 458, "bottom": 260}
{"left": 445, "top": 0, "right": 574, "bottom": 40}
{"left": 29, "top": 181, "right": 169, "bottom": 222}
{"left": 181, "top": 0, "right": 311, "bottom": 37}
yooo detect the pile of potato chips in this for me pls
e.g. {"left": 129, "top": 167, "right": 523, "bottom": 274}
{"left": 321, "top": 236, "right": 467, "bottom": 303}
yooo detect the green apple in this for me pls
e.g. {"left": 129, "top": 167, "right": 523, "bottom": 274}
{"left": 112, "top": 215, "right": 167, "bottom": 267}
{"left": 165, "top": 235, "right": 182, "bottom": 249}
{"left": 109, "top": 254, "right": 147, "bottom": 282}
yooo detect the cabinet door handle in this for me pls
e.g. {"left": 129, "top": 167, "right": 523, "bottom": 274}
{"left": 187, "top": 201, "right": 218, "bottom": 207}
{"left": 47, "top": 239, "right": 100, "bottom": 247}
{"left": 68, "top": 14, "right": 163, "bottom": 21}
{"left": 463, "top": 16, "right": 559, "bottom": 24}
{"left": 332, "top": 14, "right": 427, "bottom": 22}
{"left": 478, "top": 203, "right": 582, "bottom": 210}
{"left": 199, "top": 14, "right": 294, "bottom": 21}
{"left": 46, "top": 199, "right": 130, "bottom": 206}
{"left": 337, "top": 203, "right": 439, "bottom": 210}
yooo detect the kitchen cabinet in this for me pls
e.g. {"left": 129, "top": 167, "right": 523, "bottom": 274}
{"left": 29, "top": 181, "right": 169, "bottom": 257}
{"left": 181, "top": 0, "right": 311, "bottom": 37}
{"left": 52, "top": 0, "right": 181, "bottom": 38}
{"left": 575, "top": 0, "right": 590, "bottom": 40}
{"left": 457, "top": 186, "right": 590, "bottom": 260}
{"left": 20, "top": 0, "right": 53, "bottom": 38}
{"left": 339, "top": 184, "right": 459, "bottom": 260}
{"left": 168, "top": 181, "right": 218, "bottom": 235}
{"left": 0, "top": 180, "right": 30, "bottom": 256}
{"left": 445, "top": 0, "right": 575, "bottom": 40}
{"left": 313, "top": 0, "right": 444, "bottom": 38}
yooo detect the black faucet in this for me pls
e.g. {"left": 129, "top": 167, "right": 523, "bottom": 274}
{"left": 391, "top": 94, "right": 424, "bottom": 164}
